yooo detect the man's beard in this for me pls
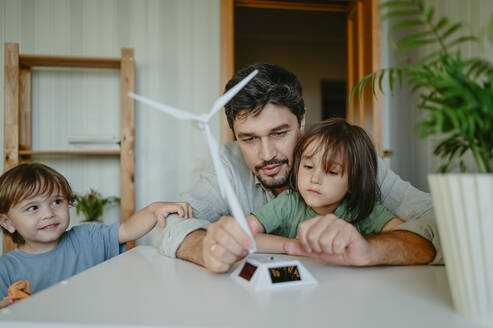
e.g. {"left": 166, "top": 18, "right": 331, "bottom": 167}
{"left": 254, "top": 158, "right": 290, "bottom": 189}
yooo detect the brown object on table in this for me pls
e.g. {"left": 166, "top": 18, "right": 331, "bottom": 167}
{"left": 2, "top": 280, "right": 31, "bottom": 302}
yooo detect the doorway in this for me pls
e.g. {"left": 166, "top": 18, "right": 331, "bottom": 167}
{"left": 220, "top": 0, "right": 382, "bottom": 153}
{"left": 234, "top": 6, "right": 347, "bottom": 127}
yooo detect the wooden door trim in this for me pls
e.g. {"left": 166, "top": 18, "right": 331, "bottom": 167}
{"left": 371, "top": 0, "right": 382, "bottom": 153}
{"left": 346, "top": 11, "right": 355, "bottom": 124}
{"left": 220, "top": 0, "right": 235, "bottom": 144}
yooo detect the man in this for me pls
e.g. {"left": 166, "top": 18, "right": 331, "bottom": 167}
{"left": 153, "top": 63, "right": 442, "bottom": 273}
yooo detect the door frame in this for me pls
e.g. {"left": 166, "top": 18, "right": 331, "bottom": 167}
{"left": 220, "top": 0, "right": 382, "bottom": 153}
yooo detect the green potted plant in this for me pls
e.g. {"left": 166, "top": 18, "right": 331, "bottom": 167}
{"left": 74, "top": 189, "right": 120, "bottom": 223}
{"left": 351, "top": 0, "right": 493, "bottom": 324}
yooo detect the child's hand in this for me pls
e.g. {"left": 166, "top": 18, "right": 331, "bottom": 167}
{"left": 152, "top": 202, "right": 193, "bottom": 228}
{"left": 119, "top": 201, "right": 193, "bottom": 243}
{"left": 0, "top": 298, "right": 14, "bottom": 309}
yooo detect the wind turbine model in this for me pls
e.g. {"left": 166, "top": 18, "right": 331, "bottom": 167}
{"left": 130, "top": 71, "right": 317, "bottom": 290}
{"left": 129, "top": 70, "right": 258, "bottom": 253}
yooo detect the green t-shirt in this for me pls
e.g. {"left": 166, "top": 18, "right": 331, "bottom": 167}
{"left": 252, "top": 189, "right": 395, "bottom": 238}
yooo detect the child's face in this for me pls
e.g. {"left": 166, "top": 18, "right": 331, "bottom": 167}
{"left": 297, "top": 144, "right": 349, "bottom": 215}
{"left": 0, "top": 191, "right": 70, "bottom": 254}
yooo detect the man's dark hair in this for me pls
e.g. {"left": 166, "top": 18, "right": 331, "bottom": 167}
{"left": 290, "top": 118, "right": 380, "bottom": 224}
{"left": 224, "top": 63, "right": 305, "bottom": 133}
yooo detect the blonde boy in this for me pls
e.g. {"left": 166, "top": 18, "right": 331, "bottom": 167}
{"left": 0, "top": 163, "right": 191, "bottom": 307}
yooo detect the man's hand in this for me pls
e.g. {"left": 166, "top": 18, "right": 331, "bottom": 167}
{"left": 202, "top": 215, "right": 255, "bottom": 273}
{"left": 284, "top": 214, "right": 435, "bottom": 266}
{"left": 289, "top": 214, "right": 373, "bottom": 266}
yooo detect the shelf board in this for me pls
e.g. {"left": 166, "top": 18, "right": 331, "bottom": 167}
{"left": 19, "top": 150, "right": 121, "bottom": 156}
{"left": 19, "top": 54, "right": 121, "bottom": 69}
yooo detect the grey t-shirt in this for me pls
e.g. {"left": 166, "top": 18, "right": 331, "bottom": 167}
{"left": 0, "top": 223, "right": 122, "bottom": 298}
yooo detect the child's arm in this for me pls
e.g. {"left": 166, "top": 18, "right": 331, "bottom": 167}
{"left": 381, "top": 217, "right": 405, "bottom": 232}
{"left": 255, "top": 233, "right": 292, "bottom": 254}
{"left": 118, "top": 202, "right": 193, "bottom": 244}
{"left": 246, "top": 214, "right": 292, "bottom": 254}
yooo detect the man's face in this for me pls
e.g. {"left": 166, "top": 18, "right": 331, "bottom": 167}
{"left": 233, "top": 104, "right": 304, "bottom": 193}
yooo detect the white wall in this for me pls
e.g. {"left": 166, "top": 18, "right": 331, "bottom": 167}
{"left": 381, "top": 0, "right": 493, "bottom": 191}
{"left": 0, "top": 0, "right": 221, "bottom": 252}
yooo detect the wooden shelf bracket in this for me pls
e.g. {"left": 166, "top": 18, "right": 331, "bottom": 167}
{"left": 2, "top": 43, "right": 136, "bottom": 253}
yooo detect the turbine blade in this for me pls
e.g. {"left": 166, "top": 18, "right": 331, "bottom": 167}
{"left": 129, "top": 93, "right": 202, "bottom": 121}
{"left": 207, "top": 70, "right": 258, "bottom": 121}
{"left": 203, "top": 125, "right": 257, "bottom": 252}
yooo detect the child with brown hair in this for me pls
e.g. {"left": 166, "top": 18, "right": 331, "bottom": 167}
{"left": 0, "top": 163, "right": 192, "bottom": 307}
{"left": 248, "top": 118, "right": 404, "bottom": 256}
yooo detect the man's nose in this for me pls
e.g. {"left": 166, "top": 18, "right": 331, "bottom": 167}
{"left": 259, "top": 138, "right": 275, "bottom": 161}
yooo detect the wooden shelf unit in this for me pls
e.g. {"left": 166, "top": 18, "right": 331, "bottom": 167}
{"left": 19, "top": 150, "right": 121, "bottom": 156}
{"left": 3, "top": 43, "right": 136, "bottom": 253}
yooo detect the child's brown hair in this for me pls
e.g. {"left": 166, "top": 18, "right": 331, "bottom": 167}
{"left": 0, "top": 163, "right": 75, "bottom": 244}
{"left": 290, "top": 118, "right": 380, "bottom": 223}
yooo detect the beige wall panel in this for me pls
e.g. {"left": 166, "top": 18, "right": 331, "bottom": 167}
{"left": 0, "top": 0, "right": 221, "bottom": 252}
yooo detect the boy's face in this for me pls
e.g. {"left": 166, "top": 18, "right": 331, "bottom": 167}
{"left": 0, "top": 191, "right": 70, "bottom": 254}
{"left": 297, "top": 143, "right": 349, "bottom": 215}
{"left": 234, "top": 103, "right": 304, "bottom": 195}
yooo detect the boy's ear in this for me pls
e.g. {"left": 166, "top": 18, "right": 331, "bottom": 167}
{"left": 0, "top": 214, "right": 16, "bottom": 233}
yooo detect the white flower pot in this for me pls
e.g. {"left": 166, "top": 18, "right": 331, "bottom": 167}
{"left": 428, "top": 174, "right": 493, "bottom": 325}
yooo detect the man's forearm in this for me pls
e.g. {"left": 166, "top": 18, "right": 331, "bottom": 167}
{"left": 366, "top": 230, "right": 436, "bottom": 265}
{"left": 176, "top": 229, "right": 206, "bottom": 266}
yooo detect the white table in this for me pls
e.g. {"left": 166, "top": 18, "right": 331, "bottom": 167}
{"left": 0, "top": 246, "right": 482, "bottom": 327}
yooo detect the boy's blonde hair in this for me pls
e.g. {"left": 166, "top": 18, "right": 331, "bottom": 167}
{"left": 0, "top": 163, "right": 74, "bottom": 244}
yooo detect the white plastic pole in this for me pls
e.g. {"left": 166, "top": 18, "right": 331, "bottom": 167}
{"left": 128, "top": 70, "right": 258, "bottom": 252}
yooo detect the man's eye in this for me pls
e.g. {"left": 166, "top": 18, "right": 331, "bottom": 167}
{"left": 274, "top": 131, "right": 287, "bottom": 137}
{"left": 242, "top": 137, "right": 255, "bottom": 143}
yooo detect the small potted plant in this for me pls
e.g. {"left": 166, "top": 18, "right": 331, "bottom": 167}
{"left": 74, "top": 189, "right": 120, "bottom": 223}
{"left": 351, "top": 0, "right": 493, "bottom": 324}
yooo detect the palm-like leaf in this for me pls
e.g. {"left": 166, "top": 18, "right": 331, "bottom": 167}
{"left": 351, "top": 0, "right": 493, "bottom": 172}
